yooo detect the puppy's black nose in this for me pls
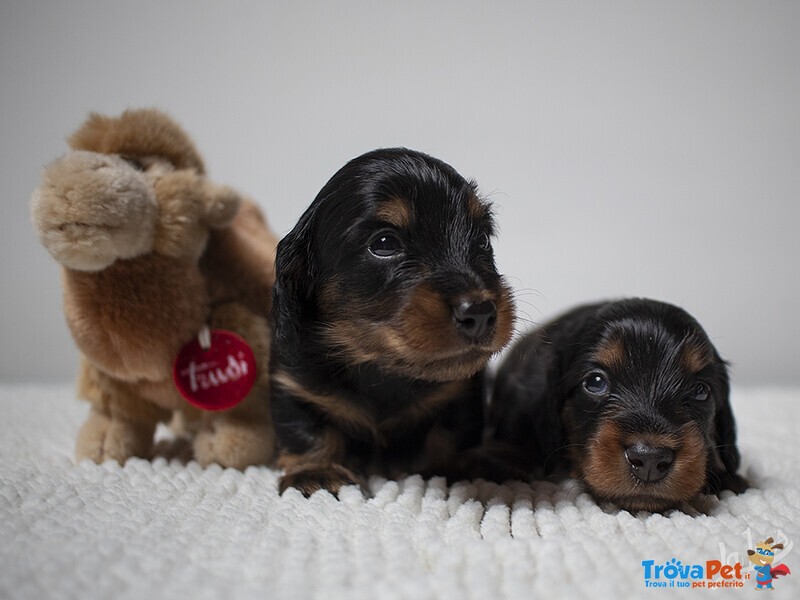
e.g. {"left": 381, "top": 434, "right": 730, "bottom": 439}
{"left": 452, "top": 299, "right": 496, "bottom": 340}
{"left": 624, "top": 444, "right": 674, "bottom": 483}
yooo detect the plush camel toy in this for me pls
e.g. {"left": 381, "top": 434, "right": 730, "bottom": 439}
{"left": 31, "top": 109, "right": 278, "bottom": 469}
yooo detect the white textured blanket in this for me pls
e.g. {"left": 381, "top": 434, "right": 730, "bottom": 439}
{"left": 1, "top": 385, "right": 798, "bottom": 599}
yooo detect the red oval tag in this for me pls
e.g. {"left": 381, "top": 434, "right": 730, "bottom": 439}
{"left": 173, "top": 329, "right": 257, "bottom": 411}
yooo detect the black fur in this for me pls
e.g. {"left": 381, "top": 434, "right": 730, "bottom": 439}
{"left": 270, "top": 148, "right": 515, "bottom": 496}
{"left": 488, "top": 298, "right": 747, "bottom": 512}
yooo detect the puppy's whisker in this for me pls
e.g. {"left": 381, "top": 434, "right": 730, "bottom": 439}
{"left": 705, "top": 469, "right": 723, "bottom": 493}
{"left": 713, "top": 443, "right": 738, "bottom": 456}
{"left": 503, "top": 278, "right": 543, "bottom": 295}
{"left": 511, "top": 315, "right": 539, "bottom": 332}
{"left": 509, "top": 289, "right": 545, "bottom": 302}
{"left": 509, "top": 294, "right": 544, "bottom": 312}
{"left": 542, "top": 442, "right": 584, "bottom": 473}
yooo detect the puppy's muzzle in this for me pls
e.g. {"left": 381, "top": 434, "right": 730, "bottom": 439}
{"left": 624, "top": 443, "right": 675, "bottom": 483}
{"left": 452, "top": 299, "right": 497, "bottom": 341}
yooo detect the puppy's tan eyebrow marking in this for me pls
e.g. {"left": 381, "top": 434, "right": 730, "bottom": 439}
{"left": 466, "top": 194, "right": 489, "bottom": 222}
{"left": 680, "top": 340, "right": 713, "bottom": 373}
{"left": 593, "top": 336, "right": 626, "bottom": 369}
{"left": 375, "top": 197, "right": 411, "bottom": 229}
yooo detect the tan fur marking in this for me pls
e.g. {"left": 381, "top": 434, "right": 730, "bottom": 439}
{"left": 399, "top": 286, "right": 479, "bottom": 354}
{"left": 272, "top": 370, "right": 377, "bottom": 436}
{"left": 657, "top": 425, "right": 707, "bottom": 502}
{"left": 319, "top": 278, "right": 515, "bottom": 381}
{"left": 466, "top": 193, "right": 488, "bottom": 222}
{"left": 581, "top": 420, "right": 707, "bottom": 511}
{"left": 580, "top": 421, "right": 627, "bottom": 493}
{"left": 375, "top": 197, "right": 411, "bottom": 229}
{"left": 317, "top": 276, "right": 343, "bottom": 319}
{"left": 493, "top": 280, "right": 516, "bottom": 356}
{"left": 277, "top": 427, "right": 347, "bottom": 473}
{"left": 593, "top": 336, "right": 626, "bottom": 370}
{"left": 277, "top": 428, "right": 365, "bottom": 496}
{"left": 681, "top": 341, "right": 713, "bottom": 373}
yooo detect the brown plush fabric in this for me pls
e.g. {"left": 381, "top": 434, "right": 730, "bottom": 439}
{"left": 32, "top": 109, "right": 276, "bottom": 469}
{"left": 68, "top": 109, "right": 206, "bottom": 174}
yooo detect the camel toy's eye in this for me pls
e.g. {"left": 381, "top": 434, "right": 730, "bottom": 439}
{"left": 122, "top": 156, "right": 145, "bottom": 171}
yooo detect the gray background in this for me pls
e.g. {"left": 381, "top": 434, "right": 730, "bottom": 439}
{"left": 2, "top": 1, "right": 798, "bottom": 385}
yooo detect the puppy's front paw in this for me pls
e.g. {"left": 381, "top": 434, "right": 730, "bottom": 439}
{"left": 436, "top": 446, "right": 532, "bottom": 485}
{"left": 279, "top": 464, "right": 365, "bottom": 497}
{"left": 709, "top": 470, "right": 749, "bottom": 495}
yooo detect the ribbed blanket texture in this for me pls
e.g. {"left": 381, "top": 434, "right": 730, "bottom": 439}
{"left": 1, "top": 385, "right": 798, "bottom": 599}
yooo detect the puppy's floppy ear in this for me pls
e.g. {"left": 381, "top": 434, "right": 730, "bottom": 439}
{"left": 530, "top": 303, "right": 608, "bottom": 475}
{"left": 490, "top": 335, "right": 567, "bottom": 476}
{"left": 529, "top": 367, "right": 569, "bottom": 477}
{"left": 274, "top": 210, "right": 317, "bottom": 305}
{"left": 271, "top": 208, "right": 318, "bottom": 363}
{"left": 707, "top": 359, "right": 748, "bottom": 494}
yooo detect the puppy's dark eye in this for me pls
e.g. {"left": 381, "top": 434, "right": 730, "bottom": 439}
{"left": 582, "top": 373, "right": 609, "bottom": 396}
{"left": 478, "top": 232, "right": 491, "bottom": 250}
{"left": 368, "top": 233, "right": 404, "bottom": 258}
{"left": 690, "top": 382, "right": 710, "bottom": 401}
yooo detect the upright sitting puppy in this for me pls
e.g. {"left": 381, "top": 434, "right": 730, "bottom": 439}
{"left": 271, "top": 148, "right": 515, "bottom": 496}
{"left": 489, "top": 299, "right": 747, "bottom": 512}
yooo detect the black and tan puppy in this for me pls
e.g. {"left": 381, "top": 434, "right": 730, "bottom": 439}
{"left": 270, "top": 148, "right": 515, "bottom": 496}
{"left": 489, "top": 299, "right": 747, "bottom": 512}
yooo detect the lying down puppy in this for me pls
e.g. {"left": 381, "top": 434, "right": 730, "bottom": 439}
{"left": 487, "top": 298, "right": 748, "bottom": 512}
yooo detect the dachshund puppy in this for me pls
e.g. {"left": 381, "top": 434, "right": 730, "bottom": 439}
{"left": 489, "top": 299, "right": 747, "bottom": 512}
{"left": 270, "top": 148, "right": 515, "bottom": 496}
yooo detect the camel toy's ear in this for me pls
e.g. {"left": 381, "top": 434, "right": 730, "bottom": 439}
{"left": 202, "top": 184, "right": 241, "bottom": 229}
